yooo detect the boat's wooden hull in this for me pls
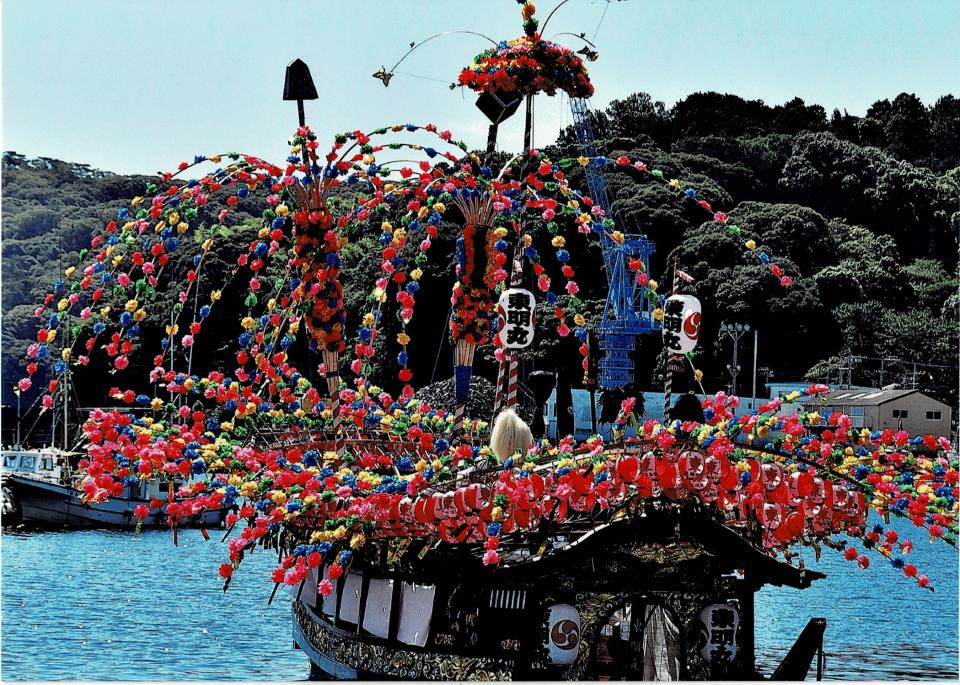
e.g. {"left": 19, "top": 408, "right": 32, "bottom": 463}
{"left": 6, "top": 475, "right": 224, "bottom": 530}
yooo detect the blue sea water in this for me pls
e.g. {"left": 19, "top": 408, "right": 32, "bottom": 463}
{"left": 1, "top": 517, "right": 957, "bottom": 681}
{"left": 754, "top": 515, "right": 959, "bottom": 681}
{"left": 1, "top": 529, "right": 308, "bottom": 681}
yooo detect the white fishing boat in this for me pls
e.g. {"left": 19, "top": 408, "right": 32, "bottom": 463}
{"left": 2, "top": 445, "right": 226, "bottom": 529}
{"left": 2, "top": 360, "right": 225, "bottom": 530}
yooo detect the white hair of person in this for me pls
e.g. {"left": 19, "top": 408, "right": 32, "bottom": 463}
{"left": 490, "top": 408, "right": 533, "bottom": 462}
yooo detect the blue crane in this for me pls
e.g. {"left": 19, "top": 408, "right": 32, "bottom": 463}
{"left": 568, "top": 97, "right": 660, "bottom": 389}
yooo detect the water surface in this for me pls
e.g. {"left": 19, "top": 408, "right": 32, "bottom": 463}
{"left": 755, "top": 516, "right": 959, "bottom": 680}
{"left": 2, "top": 516, "right": 957, "bottom": 680}
{"left": 2, "top": 530, "right": 307, "bottom": 680}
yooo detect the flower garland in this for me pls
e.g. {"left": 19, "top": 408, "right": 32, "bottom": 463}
{"left": 76, "top": 384, "right": 957, "bottom": 596}
{"left": 457, "top": 1, "right": 593, "bottom": 99}
{"left": 458, "top": 36, "right": 594, "bottom": 99}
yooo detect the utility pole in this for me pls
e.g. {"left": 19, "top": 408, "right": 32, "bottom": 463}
{"left": 720, "top": 322, "right": 751, "bottom": 396}
{"left": 751, "top": 329, "right": 758, "bottom": 411}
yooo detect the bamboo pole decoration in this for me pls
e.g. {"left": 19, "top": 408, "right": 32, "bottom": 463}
{"left": 322, "top": 349, "right": 344, "bottom": 457}
{"left": 453, "top": 338, "right": 476, "bottom": 439}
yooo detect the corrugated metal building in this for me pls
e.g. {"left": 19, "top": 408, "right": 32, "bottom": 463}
{"left": 802, "top": 388, "right": 952, "bottom": 437}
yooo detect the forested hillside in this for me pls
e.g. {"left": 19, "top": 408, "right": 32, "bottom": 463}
{"left": 3, "top": 91, "right": 958, "bottom": 418}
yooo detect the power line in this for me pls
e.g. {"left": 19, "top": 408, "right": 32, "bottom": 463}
{"left": 592, "top": 0, "right": 611, "bottom": 42}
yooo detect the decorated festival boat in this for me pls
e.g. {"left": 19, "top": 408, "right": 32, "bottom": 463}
{"left": 10, "top": 1, "right": 957, "bottom": 680}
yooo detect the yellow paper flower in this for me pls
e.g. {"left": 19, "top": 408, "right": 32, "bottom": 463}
{"left": 745, "top": 239, "right": 756, "bottom": 250}
{"left": 397, "top": 332, "right": 411, "bottom": 345}
{"left": 652, "top": 307, "right": 664, "bottom": 321}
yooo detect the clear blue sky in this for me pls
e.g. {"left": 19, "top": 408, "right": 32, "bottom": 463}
{"left": 3, "top": 0, "right": 958, "bottom": 175}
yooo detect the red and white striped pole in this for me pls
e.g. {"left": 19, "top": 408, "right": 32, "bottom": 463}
{"left": 663, "top": 258, "right": 680, "bottom": 423}
{"left": 493, "top": 94, "right": 535, "bottom": 421}
{"left": 493, "top": 352, "right": 508, "bottom": 417}
{"left": 494, "top": 232, "right": 526, "bottom": 417}
{"left": 506, "top": 351, "right": 520, "bottom": 409}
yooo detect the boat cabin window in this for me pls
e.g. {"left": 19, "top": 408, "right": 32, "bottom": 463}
{"left": 40, "top": 457, "right": 55, "bottom": 471}
{"left": 3, "top": 454, "right": 18, "bottom": 468}
{"left": 19, "top": 455, "right": 36, "bottom": 470}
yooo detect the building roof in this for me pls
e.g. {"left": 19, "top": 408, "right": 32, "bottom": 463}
{"left": 803, "top": 388, "right": 928, "bottom": 407}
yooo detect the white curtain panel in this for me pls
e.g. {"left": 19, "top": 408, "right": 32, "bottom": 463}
{"left": 643, "top": 605, "right": 681, "bottom": 681}
{"left": 299, "top": 566, "right": 318, "bottom": 610}
{"left": 339, "top": 572, "right": 364, "bottom": 624}
{"left": 362, "top": 578, "right": 394, "bottom": 638}
{"left": 396, "top": 582, "right": 436, "bottom": 647}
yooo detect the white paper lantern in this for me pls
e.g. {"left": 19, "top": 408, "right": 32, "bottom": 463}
{"left": 662, "top": 294, "right": 702, "bottom": 354}
{"left": 545, "top": 603, "right": 581, "bottom": 665}
{"left": 497, "top": 288, "right": 536, "bottom": 349}
{"left": 699, "top": 603, "right": 740, "bottom": 663}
